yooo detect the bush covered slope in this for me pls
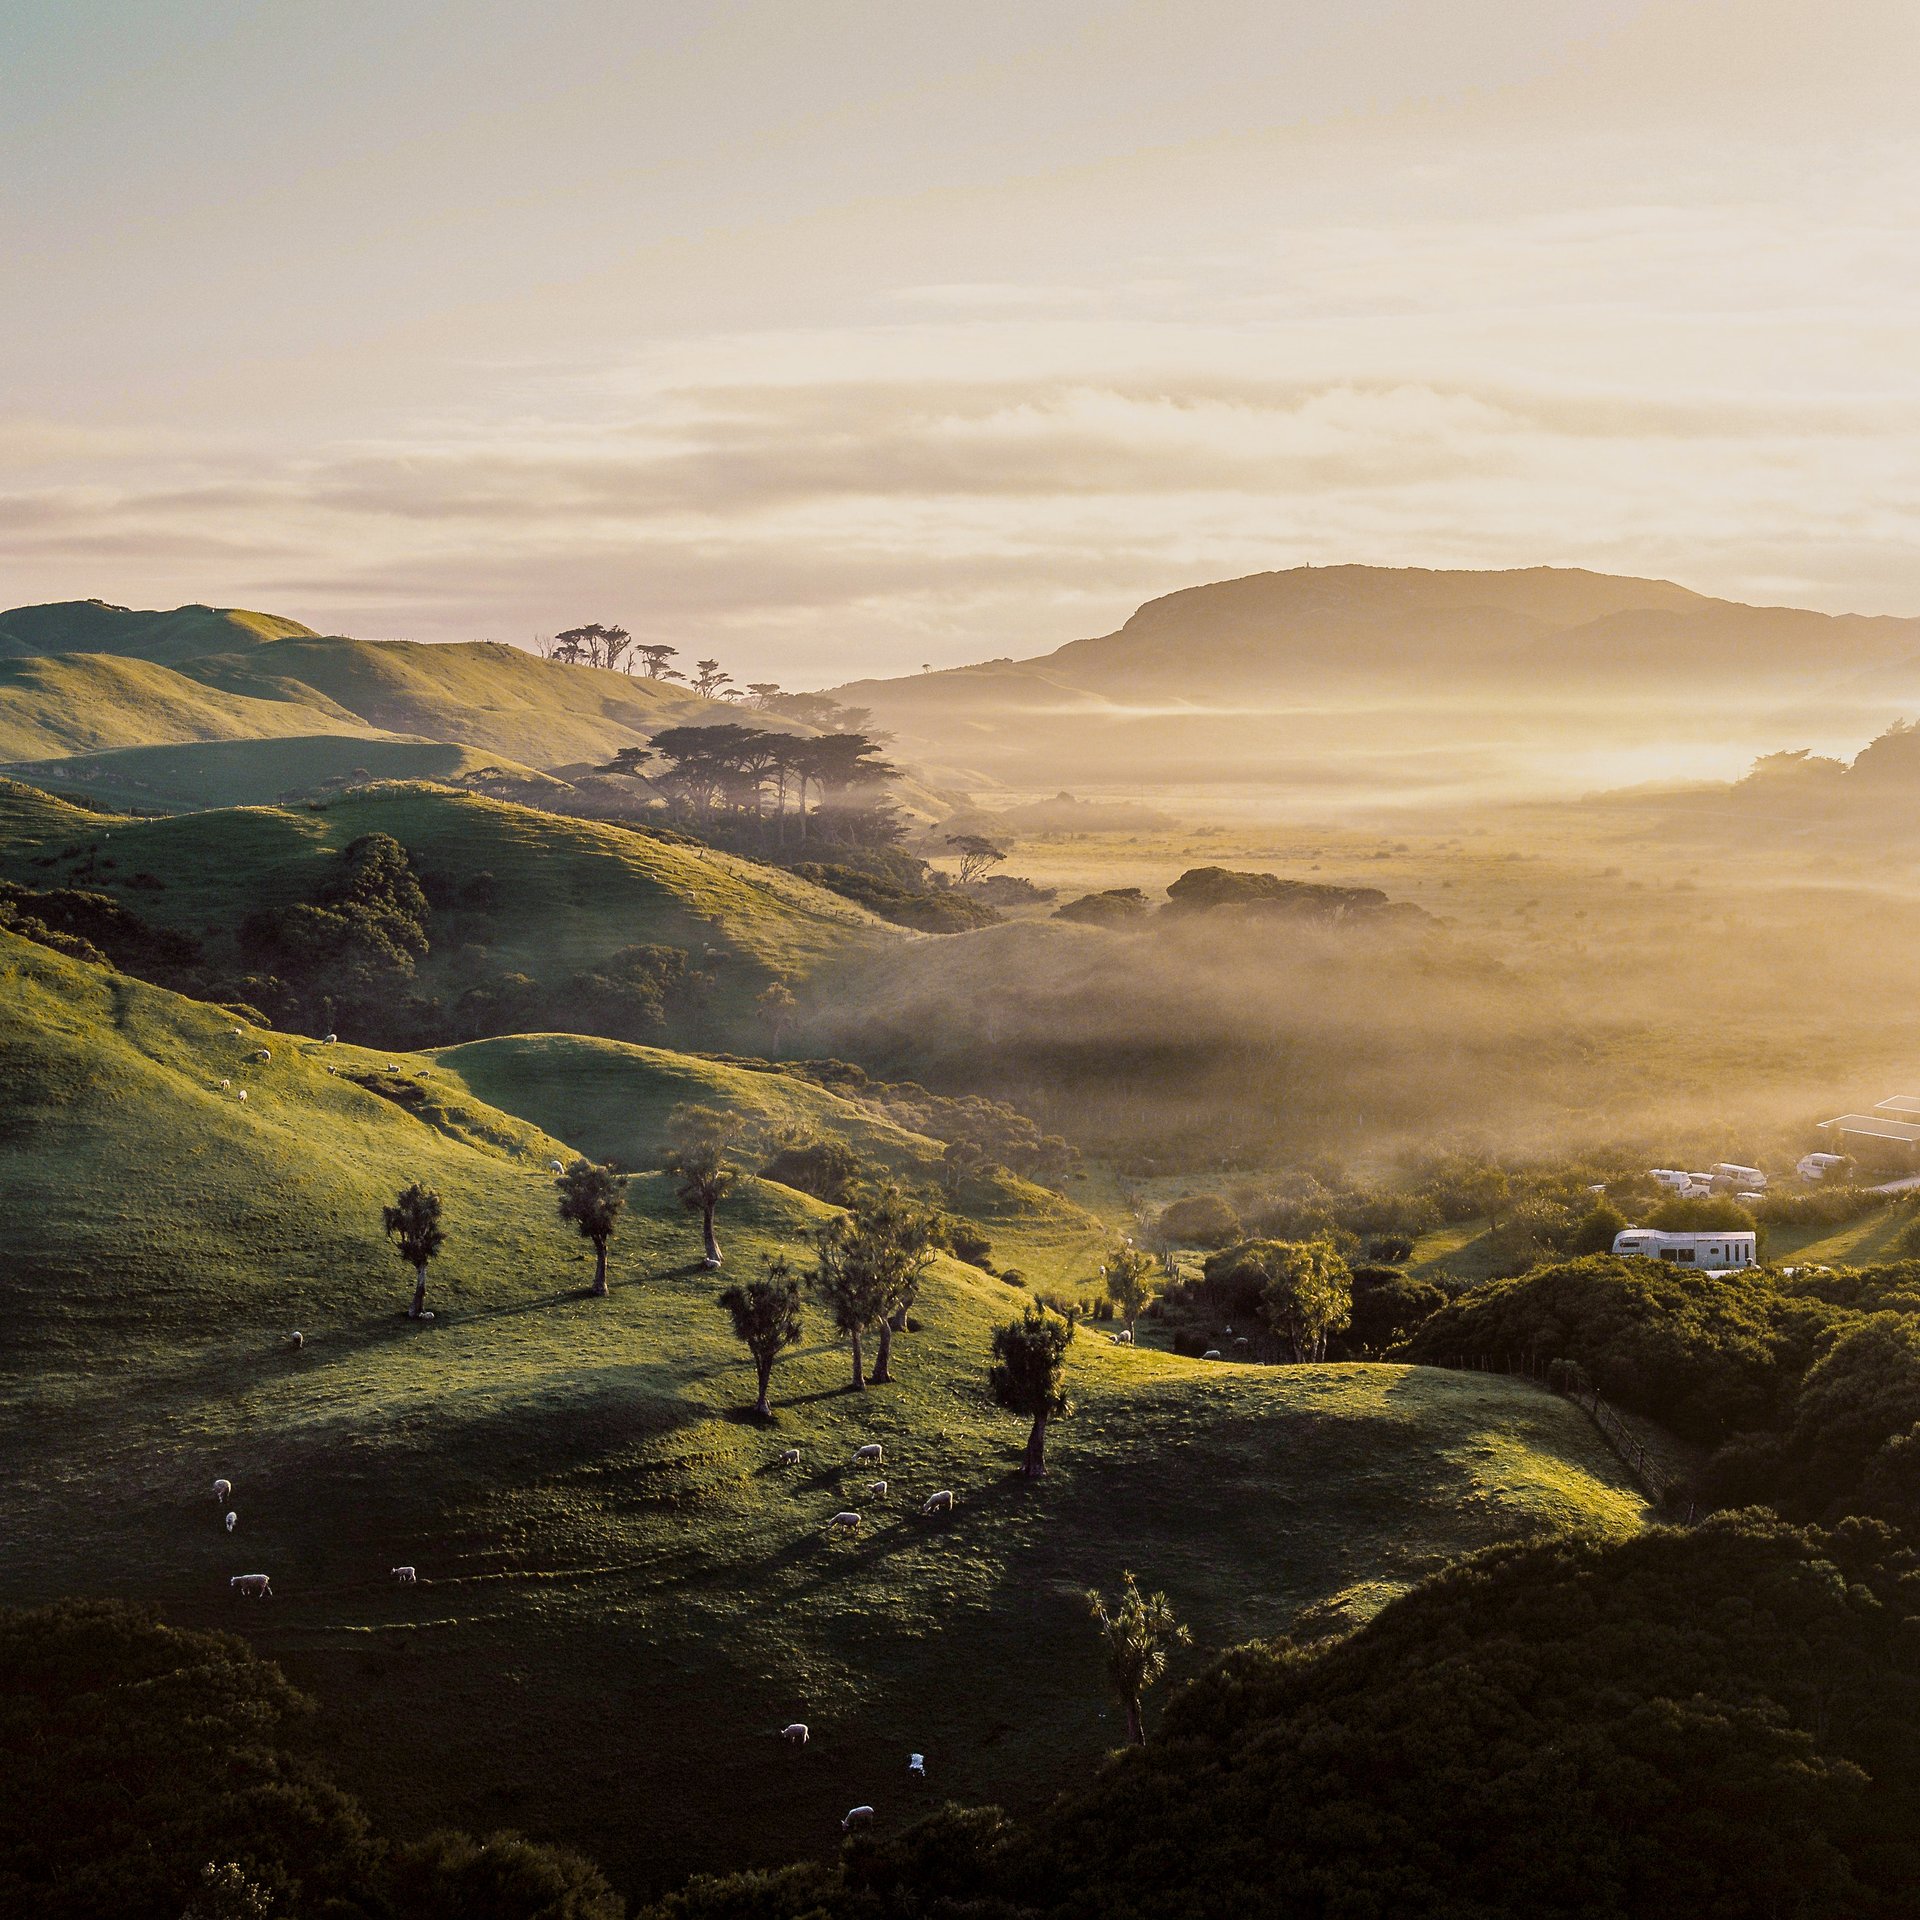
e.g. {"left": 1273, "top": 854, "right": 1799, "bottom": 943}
{"left": 0, "top": 779, "right": 902, "bottom": 1031}
{"left": 0, "top": 930, "right": 1646, "bottom": 1894}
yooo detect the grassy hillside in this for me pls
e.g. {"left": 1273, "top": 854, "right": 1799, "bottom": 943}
{"left": 0, "top": 599, "right": 316, "bottom": 664}
{"left": 190, "top": 637, "right": 722, "bottom": 768}
{"left": 432, "top": 1032, "right": 1112, "bottom": 1288}
{"left": 0, "top": 779, "right": 900, "bottom": 1012}
{"left": 0, "top": 930, "right": 1648, "bottom": 1896}
{"left": 1, "top": 736, "right": 564, "bottom": 811}
{"left": 0, "top": 652, "right": 380, "bottom": 762}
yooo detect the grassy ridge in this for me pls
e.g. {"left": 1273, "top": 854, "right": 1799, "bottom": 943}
{"left": 0, "top": 930, "right": 1649, "bottom": 1895}
{"left": 0, "top": 653, "right": 382, "bottom": 763}
{"left": 432, "top": 1031, "right": 1114, "bottom": 1288}
{"left": 0, "top": 736, "right": 564, "bottom": 811}
{"left": 0, "top": 599, "right": 316, "bottom": 663}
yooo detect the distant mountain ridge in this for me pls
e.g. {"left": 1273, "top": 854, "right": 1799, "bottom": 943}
{"left": 839, "top": 565, "right": 1920, "bottom": 706}
{"left": 827, "top": 564, "right": 1920, "bottom": 791}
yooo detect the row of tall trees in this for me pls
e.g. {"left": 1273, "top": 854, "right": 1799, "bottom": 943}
{"left": 536, "top": 629, "right": 872, "bottom": 732}
{"left": 600, "top": 723, "right": 899, "bottom": 839}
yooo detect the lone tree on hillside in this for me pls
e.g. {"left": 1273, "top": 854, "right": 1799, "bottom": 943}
{"left": 691, "top": 658, "right": 733, "bottom": 701}
{"left": 945, "top": 833, "right": 1007, "bottom": 888}
{"left": 854, "top": 1182, "right": 941, "bottom": 1384}
{"left": 756, "top": 979, "right": 797, "bottom": 1050}
{"left": 555, "top": 1159, "right": 628, "bottom": 1297}
{"left": 811, "top": 1212, "right": 893, "bottom": 1391}
{"left": 383, "top": 1181, "right": 446, "bottom": 1320}
{"left": 665, "top": 1104, "right": 742, "bottom": 1269}
{"left": 990, "top": 1303, "right": 1074, "bottom": 1476}
{"left": 1103, "top": 1244, "right": 1156, "bottom": 1337}
{"left": 717, "top": 1256, "right": 805, "bottom": 1419}
{"left": 1257, "top": 1239, "right": 1353, "bottom": 1362}
{"left": 1086, "top": 1570, "right": 1190, "bottom": 1745}
{"left": 636, "top": 643, "right": 683, "bottom": 680}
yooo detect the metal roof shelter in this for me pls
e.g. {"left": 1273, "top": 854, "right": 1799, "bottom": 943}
{"left": 1874, "top": 1096, "right": 1920, "bottom": 1116}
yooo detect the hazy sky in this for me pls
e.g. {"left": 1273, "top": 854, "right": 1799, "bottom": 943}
{"left": 3, "top": 1, "right": 1917, "bottom": 680}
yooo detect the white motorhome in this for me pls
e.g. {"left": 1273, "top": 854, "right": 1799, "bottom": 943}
{"left": 1710, "top": 1163, "right": 1766, "bottom": 1192}
{"left": 1797, "top": 1152, "right": 1850, "bottom": 1182}
{"left": 1612, "top": 1228, "right": 1758, "bottom": 1270}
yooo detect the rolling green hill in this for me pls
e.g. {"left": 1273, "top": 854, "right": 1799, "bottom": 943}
{"left": 0, "top": 929, "right": 1649, "bottom": 1896}
{"left": 430, "top": 1031, "right": 1112, "bottom": 1286}
{"left": 0, "top": 599, "right": 317, "bottom": 664}
{"left": 0, "top": 779, "right": 901, "bottom": 1019}
{"left": 0, "top": 652, "right": 380, "bottom": 763}
{"left": 0, "top": 736, "right": 564, "bottom": 811}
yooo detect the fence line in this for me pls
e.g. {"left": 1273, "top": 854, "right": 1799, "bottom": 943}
{"left": 1426, "top": 1350, "right": 1691, "bottom": 1516}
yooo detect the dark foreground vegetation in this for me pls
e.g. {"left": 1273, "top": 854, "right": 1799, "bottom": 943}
{"left": 16, "top": 1513, "right": 1919, "bottom": 1920}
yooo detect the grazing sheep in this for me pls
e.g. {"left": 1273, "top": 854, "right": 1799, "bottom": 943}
{"left": 327, "top": 1065, "right": 338, "bottom": 1074}
{"left": 867, "top": 1480, "right": 888, "bottom": 1499}
{"left": 218, "top": 1078, "right": 231, "bottom": 1090}
{"left": 1203, "top": 1349, "right": 1221, "bottom": 1361}
{"left": 829, "top": 1511, "right": 862, "bottom": 1533}
{"left": 324, "top": 1033, "right": 338, "bottom": 1044}
{"left": 230, "top": 1027, "right": 244, "bottom": 1039}
{"left": 841, "top": 1806, "right": 875, "bottom": 1832}
{"left": 236, "top": 1090, "right": 248, "bottom": 1104}
{"left": 230, "top": 1574, "right": 271, "bottom": 1598}
{"left": 853, "top": 1443, "right": 883, "bottom": 1465}
{"left": 908, "top": 1753, "right": 926, "bottom": 1779}
{"left": 921, "top": 1490, "right": 955, "bottom": 1516}
{"left": 391, "top": 1565, "right": 417, "bottom": 1584}
{"left": 1109, "top": 1330, "right": 1134, "bottom": 1345}
{"left": 224, "top": 1511, "right": 237, "bottom": 1533}
{"left": 213, "top": 1478, "right": 232, "bottom": 1503}
{"left": 548, "top": 1160, "right": 565, "bottom": 1174}
{"left": 287, "top": 1331, "right": 304, "bottom": 1350}
{"left": 386, "top": 1062, "right": 400, "bottom": 1072}
{"left": 781, "top": 1722, "right": 809, "bottom": 1746}
{"left": 252, "top": 1048, "right": 271, "bottom": 1063}
{"left": 776, "top": 1448, "right": 800, "bottom": 1467}
{"left": 1233, "top": 1335, "right": 1250, "bottom": 1348}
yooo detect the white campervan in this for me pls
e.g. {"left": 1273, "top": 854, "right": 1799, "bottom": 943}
{"left": 1612, "top": 1228, "right": 1758, "bottom": 1271}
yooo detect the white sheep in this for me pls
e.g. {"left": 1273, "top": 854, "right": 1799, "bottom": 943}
{"left": 213, "top": 1478, "right": 232, "bottom": 1503}
{"left": 391, "top": 1565, "right": 417, "bottom": 1584}
{"left": 548, "top": 1160, "right": 565, "bottom": 1174}
{"left": 868, "top": 1479, "right": 888, "bottom": 1499}
{"left": 829, "top": 1511, "right": 862, "bottom": 1533}
{"left": 921, "top": 1490, "right": 955, "bottom": 1515}
{"left": 230, "top": 1027, "right": 244, "bottom": 1039}
{"left": 252, "top": 1048, "right": 271, "bottom": 1063}
{"left": 1109, "top": 1330, "right": 1134, "bottom": 1345}
{"left": 908, "top": 1753, "right": 926, "bottom": 1779}
{"left": 327, "top": 1065, "right": 338, "bottom": 1074}
{"left": 841, "top": 1806, "right": 875, "bottom": 1832}
{"left": 386, "top": 1062, "right": 400, "bottom": 1072}
{"left": 853, "top": 1443, "right": 883, "bottom": 1465}
{"left": 781, "top": 1722, "right": 809, "bottom": 1746}
{"left": 1203, "top": 1348, "right": 1222, "bottom": 1361}
{"left": 777, "top": 1447, "right": 800, "bottom": 1467}
{"left": 324, "top": 1033, "right": 338, "bottom": 1044}
{"left": 224, "top": 1511, "right": 237, "bottom": 1533}
{"left": 236, "top": 1090, "right": 248, "bottom": 1104}
{"left": 287, "top": 1331, "right": 304, "bottom": 1350}
{"left": 219, "top": 1078, "right": 231, "bottom": 1090}
{"left": 230, "top": 1573, "right": 271, "bottom": 1597}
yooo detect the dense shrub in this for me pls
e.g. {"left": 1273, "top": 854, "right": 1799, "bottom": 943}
{"left": 1345, "top": 1268, "right": 1446, "bottom": 1355}
{"left": 1154, "top": 1193, "right": 1242, "bottom": 1250}
{"left": 645, "top": 1514, "right": 1920, "bottom": 1920}
{"left": 0, "top": 1600, "right": 622, "bottom": 1920}
{"left": 758, "top": 1131, "right": 871, "bottom": 1206}
{"left": 1401, "top": 1255, "right": 1836, "bottom": 1442}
